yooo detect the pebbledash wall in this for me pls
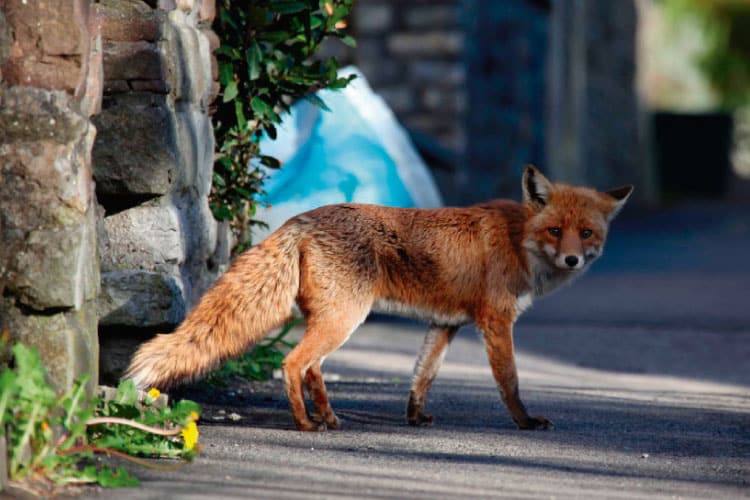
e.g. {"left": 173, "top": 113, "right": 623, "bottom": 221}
{"left": 0, "top": 0, "right": 228, "bottom": 393}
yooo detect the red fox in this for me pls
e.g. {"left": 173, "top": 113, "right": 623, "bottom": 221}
{"left": 126, "top": 166, "right": 632, "bottom": 431}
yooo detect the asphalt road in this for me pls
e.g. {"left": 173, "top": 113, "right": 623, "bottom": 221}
{"left": 100, "top": 203, "right": 750, "bottom": 499}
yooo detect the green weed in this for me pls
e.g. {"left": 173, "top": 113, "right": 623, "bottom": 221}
{"left": 0, "top": 335, "right": 201, "bottom": 491}
{"left": 207, "top": 318, "right": 300, "bottom": 385}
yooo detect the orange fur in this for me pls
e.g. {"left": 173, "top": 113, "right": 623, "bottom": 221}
{"left": 125, "top": 166, "right": 633, "bottom": 431}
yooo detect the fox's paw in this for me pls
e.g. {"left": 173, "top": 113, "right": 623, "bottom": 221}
{"left": 295, "top": 419, "right": 328, "bottom": 432}
{"left": 311, "top": 411, "right": 341, "bottom": 430}
{"left": 516, "top": 415, "right": 553, "bottom": 430}
{"left": 407, "top": 410, "right": 434, "bottom": 427}
{"left": 326, "top": 413, "right": 341, "bottom": 430}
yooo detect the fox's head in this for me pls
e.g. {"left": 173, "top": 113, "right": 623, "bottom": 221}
{"left": 521, "top": 165, "right": 633, "bottom": 272}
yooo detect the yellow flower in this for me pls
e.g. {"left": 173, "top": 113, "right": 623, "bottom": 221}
{"left": 40, "top": 421, "right": 50, "bottom": 432}
{"left": 181, "top": 421, "right": 199, "bottom": 450}
{"left": 147, "top": 388, "right": 161, "bottom": 400}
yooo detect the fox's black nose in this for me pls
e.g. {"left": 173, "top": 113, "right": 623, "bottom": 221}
{"left": 564, "top": 255, "right": 579, "bottom": 267}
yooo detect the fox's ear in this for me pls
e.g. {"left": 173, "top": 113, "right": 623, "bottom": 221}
{"left": 603, "top": 185, "right": 634, "bottom": 220}
{"left": 522, "top": 164, "right": 552, "bottom": 210}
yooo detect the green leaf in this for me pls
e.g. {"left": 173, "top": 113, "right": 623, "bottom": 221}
{"left": 340, "top": 35, "right": 357, "bottom": 48}
{"left": 270, "top": 1, "right": 308, "bottom": 15}
{"left": 218, "top": 61, "right": 234, "bottom": 86}
{"left": 234, "top": 100, "right": 247, "bottom": 129}
{"left": 215, "top": 46, "right": 238, "bottom": 60}
{"left": 223, "top": 81, "right": 239, "bottom": 103}
{"left": 303, "top": 94, "right": 331, "bottom": 111}
{"left": 235, "top": 186, "right": 252, "bottom": 198}
{"left": 265, "top": 123, "right": 277, "bottom": 140}
{"left": 251, "top": 96, "right": 270, "bottom": 116}
{"left": 247, "top": 41, "right": 262, "bottom": 80}
{"left": 96, "top": 466, "right": 140, "bottom": 488}
{"left": 115, "top": 379, "right": 138, "bottom": 406}
{"left": 213, "top": 172, "right": 227, "bottom": 187}
{"left": 259, "top": 155, "right": 282, "bottom": 168}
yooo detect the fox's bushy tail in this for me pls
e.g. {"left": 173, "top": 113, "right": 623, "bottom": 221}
{"left": 124, "top": 225, "right": 302, "bottom": 390}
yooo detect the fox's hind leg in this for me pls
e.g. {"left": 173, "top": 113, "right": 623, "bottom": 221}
{"left": 407, "top": 325, "right": 458, "bottom": 426}
{"left": 282, "top": 307, "right": 368, "bottom": 431}
{"left": 304, "top": 361, "right": 340, "bottom": 429}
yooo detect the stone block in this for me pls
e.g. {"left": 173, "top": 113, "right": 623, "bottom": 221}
{"left": 1, "top": 56, "right": 83, "bottom": 98}
{"left": 198, "top": 0, "right": 216, "bottom": 24}
{"left": 98, "top": 270, "right": 186, "bottom": 327}
{"left": 0, "top": 0, "right": 90, "bottom": 92}
{"left": 422, "top": 87, "right": 466, "bottom": 113}
{"left": 79, "top": 18, "right": 103, "bottom": 117}
{"left": 103, "top": 80, "right": 130, "bottom": 94}
{"left": 352, "top": 37, "right": 384, "bottom": 61}
{"left": 0, "top": 86, "right": 88, "bottom": 146}
{"left": 410, "top": 61, "right": 465, "bottom": 86}
{"left": 0, "top": 10, "right": 11, "bottom": 64}
{"left": 157, "top": 0, "right": 177, "bottom": 10}
{"left": 172, "top": 194, "right": 218, "bottom": 303}
{"left": 164, "top": 10, "right": 212, "bottom": 106}
{"left": 172, "top": 106, "right": 214, "bottom": 195}
{"left": 355, "top": 4, "right": 392, "bottom": 34}
{"left": 209, "top": 80, "right": 220, "bottom": 105}
{"left": 204, "top": 28, "right": 220, "bottom": 52}
{"left": 101, "top": 204, "right": 184, "bottom": 274}
{"left": 102, "top": 40, "right": 163, "bottom": 81}
{"left": 38, "top": 1, "right": 89, "bottom": 56}
{"left": 176, "top": 0, "right": 194, "bottom": 12}
{"left": 357, "top": 59, "right": 402, "bottom": 88}
{"left": 0, "top": 296, "right": 99, "bottom": 395}
{"left": 98, "top": 0, "right": 164, "bottom": 42}
{"left": 403, "top": 5, "right": 460, "bottom": 29}
{"left": 388, "top": 31, "right": 463, "bottom": 57}
{"left": 9, "top": 213, "right": 99, "bottom": 311}
{"left": 0, "top": 89, "right": 99, "bottom": 311}
{"left": 377, "top": 86, "right": 416, "bottom": 114}
{"left": 130, "top": 79, "right": 169, "bottom": 93}
{"left": 92, "top": 93, "right": 176, "bottom": 198}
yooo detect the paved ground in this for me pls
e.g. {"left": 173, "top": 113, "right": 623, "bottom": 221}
{"left": 101, "top": 203, "right": 749, "bottom": 499}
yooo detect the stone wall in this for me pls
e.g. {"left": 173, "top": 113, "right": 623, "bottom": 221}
{"left": 0, "top": 0, "right": 226, "bottom": 390}
{"left": 461, "top": 0, "right": 549, "bottom": 202}
{"left": 0, "top": 0, "right": 102, "bottom": 393}
{"left": 348, "top": 1, "right": 550, "bottom": 203}
{"left": 348, "top": 0, "right": 466, "bottom": 197}
{"left": 93, "top": 0, "right": 227, "bottom": 383}
{"left": 351, "top": 1, "right": 654, "bottom": 203}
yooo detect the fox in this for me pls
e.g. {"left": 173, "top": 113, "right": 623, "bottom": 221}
{"left": 125, "top": 165, "right": 633, "bottom": 432}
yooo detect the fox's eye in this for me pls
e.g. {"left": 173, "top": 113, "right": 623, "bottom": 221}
{"left": 547, "top": 227, "right": 562, "bottom": 237}
{"left": 580, "top": 229, "right": 593, "bottom": 239}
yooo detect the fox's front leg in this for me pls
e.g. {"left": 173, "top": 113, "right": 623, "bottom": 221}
{"left": 477, "top": 308, "right": 552, "bottom": 430}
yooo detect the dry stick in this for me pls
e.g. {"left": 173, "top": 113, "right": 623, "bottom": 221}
{"left": 85, "top": 417, "right": 183, "bottom": 436}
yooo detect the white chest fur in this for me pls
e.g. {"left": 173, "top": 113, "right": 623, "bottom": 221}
{"left": 371, "top": 299, "right": 471, "bottom": 326}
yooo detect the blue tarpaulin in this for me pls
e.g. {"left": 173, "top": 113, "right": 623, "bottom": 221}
{"left": 253, "top": 67, "right": 443, "bottom": 241}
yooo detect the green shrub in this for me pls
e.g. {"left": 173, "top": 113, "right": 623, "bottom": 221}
{"left": 211, "top": 0, "right": 355, "bottom": 252}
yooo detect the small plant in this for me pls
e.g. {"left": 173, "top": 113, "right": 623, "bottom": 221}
{"left": 0, "top": 333, "right": 201, "bottom": 492}
{"left": 211, "top": 0, "right": 355, "bottom": 252}
{"left": 663, "top": 0, "right": 750, "bottom": 108}
{"left": 208, "top": 318, "right": 301, "bottom": 385}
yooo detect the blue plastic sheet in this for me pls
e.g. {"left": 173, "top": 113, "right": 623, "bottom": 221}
{"left": 254, "top": 67, "right": 443, "bottom": 241}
